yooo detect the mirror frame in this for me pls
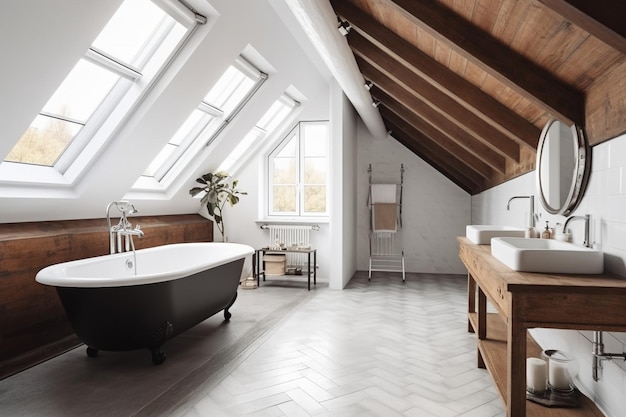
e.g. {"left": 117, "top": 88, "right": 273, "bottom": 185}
{"left": 536, "top": 119, "right": 591, "bottom": 216}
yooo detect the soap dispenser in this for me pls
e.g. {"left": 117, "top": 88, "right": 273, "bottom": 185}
{"left": 541, "top": 221, "right": 552, "bottom": 239}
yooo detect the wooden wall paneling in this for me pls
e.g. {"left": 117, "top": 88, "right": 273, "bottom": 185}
{"left": 373, "top": 86, "right": 503, "bottom": 176}
{"left": 484, "top": 146, "right": 537, "bottom": 190}
{"left": 471, "top": 0, "right": 501, "bottom": 33}
{"left": 509, "top": 1, "right": 561, "bottom": 62}
{"left": 386, "top": 120, "right": 481, "bottom": 193}
{"left": 490, "top": 0, "right": 529, "bottom": 44}
{"left": 539, "top": 0, "right": 626, "bottom": 56}
{"left": 382, "top": 108, "right": 488, "bottom": 188}
{"left": 354, "top": 51, "right": 522, "bottom": 163}
{"left": 365, "top": 69, "right": 508, "bottom": 173}
{"left": 331, "top": 0, "right": 625, "bottom": 191}
{"left": 586, "top": 60, "right": 626, "bottom": 145}
{"left": 462, "top": 59, "right": 489, "bottom": 90}
{"left": 0, "top": 215, "right": 212, "bottom": 380}
{"left": 379, "top": 103, "right": 494, "bottom": 179}
{"left": 334, "top": 2, "right": 541, "bottom": 147}
{"left": 376, "top": 0, "right": 586, "bottom": 126}
{"left": 569, "top": 38, "right": 625, "bottom": 89}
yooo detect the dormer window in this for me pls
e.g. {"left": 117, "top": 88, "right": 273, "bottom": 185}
{"left": 268, "top": 121, "right": 329, "bottom": 217}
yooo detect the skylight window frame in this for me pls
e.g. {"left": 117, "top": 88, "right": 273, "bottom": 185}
{"left": 55, "top": 12, "right": 181, "bottom": 174}
{"left": 217, "top": 93, "right": 299, "bottom": 175}
{"left": 138, "top": 57, "right": 267, "bottom": 188}
{"left": 0, "top": 0, "right": 200, "bottom": 190}
{"left": 84, "top": 47, "right": 144, "bottom": 81}
{"left": 202, "top": 64, "right": 268, "bottom": 149}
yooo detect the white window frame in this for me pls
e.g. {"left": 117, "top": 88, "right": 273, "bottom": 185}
{"left": 217, "top": 93, "right": 299, "bottom": 175}
{"left": 0, "top": 0, "right": 198, "bottom": 190}
{"left": 267, "top": 120, "right": 329, "bottom": 218}
{"left": 135, "top": 57, "right": 267, "bottom": 190}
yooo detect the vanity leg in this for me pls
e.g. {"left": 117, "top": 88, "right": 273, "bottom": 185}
{"left": 468, "top": 273, "right": 476, "bottom": 333}
{"left": 477, "top": 286, "right": 487, "bottom": 368}
{"left": 507, "top": 310, "right": 527, "bottom": 417}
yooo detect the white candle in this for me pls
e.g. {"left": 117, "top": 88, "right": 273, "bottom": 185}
{"left": 549, "top": 359, "right": 571, "bottom": 390}
{"left": 526, "top": 357, "right": 548, "bottom": 393}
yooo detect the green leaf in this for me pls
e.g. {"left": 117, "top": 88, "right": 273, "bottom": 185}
{"left": 190, "top": 171, "right": 245, "bottom": 232}
{"left": 189, "top": 187, "right": 204, "bottom": 197}
{"left": 207, "top": 189, "right": 218, "bottom": 204}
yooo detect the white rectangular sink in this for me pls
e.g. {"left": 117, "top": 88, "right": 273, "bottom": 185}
{"left": 466, "top": 225, "right": 526, "bottom": 244}
{"left": 491, "top": 237, "right": 603, "bottom": 274}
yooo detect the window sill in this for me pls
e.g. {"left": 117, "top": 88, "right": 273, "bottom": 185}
{"left": 255, "top": 217, "right": 328, "bottom": 225}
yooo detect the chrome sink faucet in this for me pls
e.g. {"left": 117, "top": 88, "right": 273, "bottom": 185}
{"left": 106, "top": 201, "right": 144, "bottom": 254}
{"left": 563, "top": 214, "right": 590, "bottom": 248}
{"left": 506, "top": 195, "right": 535, "bottom": 228}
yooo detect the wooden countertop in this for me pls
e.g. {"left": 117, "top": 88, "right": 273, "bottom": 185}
{"left": 458, "top": 236, "right": 626, "bottom": 292}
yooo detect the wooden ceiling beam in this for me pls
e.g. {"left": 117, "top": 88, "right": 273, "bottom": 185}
{"left": 333, "top": 0, "right": 540, "bottom": 149}
{"left": 351, "top": 35, "right": 521, "bottom": 163}
{"left": 539, "top": 0, "right": 626, "bottom": 56}
{"left": 381, "top": 0, "right": 586, "bottom": 126}
{"left": 363, "top": 66, "right": 507, "bottom": 174}
{"left": 375, "top": 89, "right": 495, "bottom": 179}
{"left": 384, "top": 118, "right": 481, "bottom": 193}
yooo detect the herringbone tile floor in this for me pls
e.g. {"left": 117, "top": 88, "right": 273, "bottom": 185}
{"left": 179, "top": 272, "right": 505, "bottom": 417}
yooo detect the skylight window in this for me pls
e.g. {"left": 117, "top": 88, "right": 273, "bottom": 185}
{"left": 139, "top": 58, "right": 267, "bottom": 185}
{"left": 3, "top": 0, "right": 190, "bottom": 174}
{"left": 217, "top": 94, "right": 299, "bottom": 174}
{"left": 5, "top": 60, "right": 120, "bottom": 166}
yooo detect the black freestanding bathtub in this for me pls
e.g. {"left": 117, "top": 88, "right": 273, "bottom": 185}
{"left": 36, "top": 242, "right": 253, "bottom": 364}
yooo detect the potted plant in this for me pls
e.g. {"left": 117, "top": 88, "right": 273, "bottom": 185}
{"left": 189, "top": 171, "right": 247, "bottom": 241}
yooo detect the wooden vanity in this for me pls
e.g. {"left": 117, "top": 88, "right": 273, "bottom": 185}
{"left": 458, "top": 237, "right": 626, "bottom": 417}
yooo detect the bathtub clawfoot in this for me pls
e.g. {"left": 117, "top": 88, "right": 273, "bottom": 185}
{"left": 224, "top": 292, "right": 238, "bottom": 321}
{"left": 151, "top": 348, "right": 167, "bottom": 365}
{"left": 86, "top": 346, "right": 99, "bottom": 358}
{"left": 149, "top": 321, "right": 173, "bottom": 365}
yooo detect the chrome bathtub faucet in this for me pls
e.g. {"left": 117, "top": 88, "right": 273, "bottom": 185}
{"left": 106, "top": 200, "right": 144, "bottom": 254}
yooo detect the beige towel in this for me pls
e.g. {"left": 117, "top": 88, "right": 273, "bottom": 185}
{"left": 371, "top": 184, "right": 397, "bottom": 203}
{"left": 373, "top": 203, "right": 397, "bottom": 232}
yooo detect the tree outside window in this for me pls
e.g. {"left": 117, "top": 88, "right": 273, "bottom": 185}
{"left": 269, "top": 121, "right": 328, "bottom": 217}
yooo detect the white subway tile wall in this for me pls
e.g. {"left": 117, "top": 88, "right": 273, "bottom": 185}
{"left": 471, "top": 133, "right": 626, "bottom": 417}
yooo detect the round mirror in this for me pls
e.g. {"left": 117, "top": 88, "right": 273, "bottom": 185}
{"left": 536, "top": 119, "right": 591, "bottom": 216}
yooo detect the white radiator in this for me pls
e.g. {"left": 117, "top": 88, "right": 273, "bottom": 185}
{"left": 261, "top": 224, "right": 318, "bottom": 269}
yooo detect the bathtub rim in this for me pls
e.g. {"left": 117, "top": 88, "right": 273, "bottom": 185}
{"left": 35, "top": 242, "right": 254, "bottom": 288}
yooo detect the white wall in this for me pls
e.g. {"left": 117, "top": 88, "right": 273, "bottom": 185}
{"left": 357, "top": 126, "right": 471, "bottom": 275}
{"left": 471, "top": 133, "right": 626, "bottom": 417}
{"left": 329, "top": 80, "right": 358, "bottom": 289}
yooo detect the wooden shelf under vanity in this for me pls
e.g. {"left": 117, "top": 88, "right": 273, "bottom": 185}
{"left": 468, "top": 313, "right": 603, "bottom": 416}
{"left": 459, "top": 237, "right": 626, "bottom": 417}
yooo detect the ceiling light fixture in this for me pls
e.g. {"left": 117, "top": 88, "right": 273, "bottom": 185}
{"left": 337, "top": 20, "right": 351, "bottom": 36}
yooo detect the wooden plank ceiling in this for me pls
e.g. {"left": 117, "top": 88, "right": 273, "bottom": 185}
{"left": 329, "top": 0, "right": 626, "bottom": 193}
